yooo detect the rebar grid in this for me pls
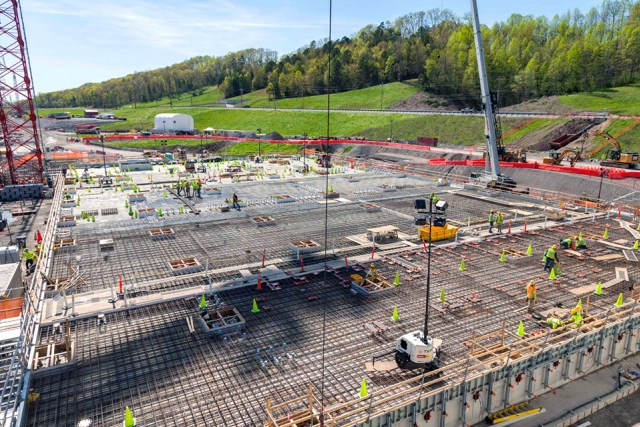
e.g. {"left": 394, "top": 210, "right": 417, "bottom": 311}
{"left": 28, "top": 214, "right": 640, "bottom": 427}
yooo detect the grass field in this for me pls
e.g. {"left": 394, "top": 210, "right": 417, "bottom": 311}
{"left": 82, "top": 107, "right": 532, "bottom": 147}
{"left": 227, "top": 81, "right": 420, "bottom": 110}
{"left": 558, "top": 84, "right": 640, "bottom": 116}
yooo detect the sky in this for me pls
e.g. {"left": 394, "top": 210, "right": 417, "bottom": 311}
{"left": 25, "top": 0, "right": 606, "bottom": 94}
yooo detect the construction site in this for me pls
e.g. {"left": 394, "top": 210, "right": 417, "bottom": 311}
{"left": 0, "top": 0, "right": 639, "bottom": 426}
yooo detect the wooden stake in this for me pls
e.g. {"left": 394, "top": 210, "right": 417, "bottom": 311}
{"left": 308, "top": 383, "right": 313, "bottom": 416}
{"left": 471, "top": 331, "right": 476, "bottom": 356}
{"left": 585, "top": 294, "right": 591, "bottom": 317}
{"left": 267, "top": 397, "right": 272, "bottom": 427}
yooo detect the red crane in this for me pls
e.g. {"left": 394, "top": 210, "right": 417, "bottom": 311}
{"left": 0, "top": 0, "right": 44, "bottom": 185}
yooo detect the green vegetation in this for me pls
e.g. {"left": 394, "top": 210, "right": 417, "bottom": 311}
{"left": 615, "top": 123, "right": 640, "bottom": 153}
{"left": 605, "top": 118, "right": 639, "bottom": 137}
{"left": 559, "top": 85, "right": 640, "bottom": 116}
{"left": 224, "top": 142, "right": 300, "bottom": 156}
{"left": 88, "top": 106, "right": 536, "bottom": 148}
{"left": 37, "top": 3, "right": 640, "bottom": 111}
{"left": 503, "top": 119, "right": 567, "bottom": 144}
{"left": 228, "top": 81, "right": 419, "bottom": 110}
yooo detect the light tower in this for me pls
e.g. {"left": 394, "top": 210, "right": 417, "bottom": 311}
{"left": 0, "top": 0, "right": 44, "bottom": 184}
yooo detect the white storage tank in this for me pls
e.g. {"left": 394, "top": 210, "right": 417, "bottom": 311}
{"left": 154, "top": 114, "right": 194, "bottom": 133}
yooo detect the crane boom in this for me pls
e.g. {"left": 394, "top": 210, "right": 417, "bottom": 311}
{"left": 470, "top": 0, "right": 500, "bottom": 181}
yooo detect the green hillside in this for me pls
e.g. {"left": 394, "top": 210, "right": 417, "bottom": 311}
{"left": 558, "top": 84, "right": 640, "bottom": 116}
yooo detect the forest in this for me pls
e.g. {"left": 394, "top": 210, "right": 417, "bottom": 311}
{"left": 36, "top": 0, "right": 640, "bottom": 109}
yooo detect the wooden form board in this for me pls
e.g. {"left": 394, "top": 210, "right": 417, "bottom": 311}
{"left": 592, "top": 254, "right": 624, "bottom": 261}
{"left": 570, "top": 267, "right": 628, "bottom": 295}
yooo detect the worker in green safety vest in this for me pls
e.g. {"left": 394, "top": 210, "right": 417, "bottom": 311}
{"left": 496, "top": 212, "right": 504, "bottom": 234}
{"left": 430, "top": 193, "right": 439, "bottom": 205}
{"left": 576, "top": 236, "right": 587, "bottom": 250}
{"left": 560, "top": 236, "right": 573, "bottom": 249}
{"left": 488, "top": 210, "right": 496, "bottom": 233}
{"left": 546, "top": 317, "right": 564, "bottom": 329}
{"left": 543, "top": 245, "right": 559, "bottom": 272}
{"left": 21, "top": 249, "right": 37, "bottom": 276}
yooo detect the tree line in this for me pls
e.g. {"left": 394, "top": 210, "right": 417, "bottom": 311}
{"left": 37, "top": 0, "right": 640, "bottom": 109}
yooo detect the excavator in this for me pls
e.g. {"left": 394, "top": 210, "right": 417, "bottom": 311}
{"left": 482, "top": 148, "right": 527, "bottom": 163}
{"left": 588, "top": 131, "right": 638, "bottom": 169}
{"left": 542, "top": 148, "right": 582, "bottom": 166}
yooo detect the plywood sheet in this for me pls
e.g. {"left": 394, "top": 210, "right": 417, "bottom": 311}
{"left": 365, "top": 361, "right": 397, "bottom": 372}
{"left": 593, "top": 254, "right": 624, "bottom": 261}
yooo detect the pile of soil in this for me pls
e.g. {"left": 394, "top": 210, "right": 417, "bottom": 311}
{"left": 264, "top": 131, "right": 284, "bottom": 140}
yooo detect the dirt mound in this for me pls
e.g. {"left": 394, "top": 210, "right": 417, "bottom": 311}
{"left": 510, "top": 119, "right": 594, "bottom": 151}
{"left": 264, "top": 131, "right": 284, "bottom": 140}
{"left": 501, "top": 96, "right": 578, "bottom": 114}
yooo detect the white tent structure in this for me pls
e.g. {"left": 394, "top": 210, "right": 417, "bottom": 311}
{"left": 154, "top": 114, "right": 194, "bottom": 133}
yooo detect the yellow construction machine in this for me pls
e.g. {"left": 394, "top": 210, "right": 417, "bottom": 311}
{"left": 588, "top": 131, "right": 639, "bottom": 169}
{"left": 542, "top": 148, "right": 581, "bottom": 166}
{"left": 482, "top": 149, "right": 527, "bottom": 163}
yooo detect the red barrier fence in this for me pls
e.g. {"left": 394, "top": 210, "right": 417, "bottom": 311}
{"left": 426, "top": 158, "right": 640, "bottom": 180}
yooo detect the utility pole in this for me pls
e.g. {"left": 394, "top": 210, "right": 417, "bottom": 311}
{"left": 380, "top": 81, "right": 384, "bottom": 110}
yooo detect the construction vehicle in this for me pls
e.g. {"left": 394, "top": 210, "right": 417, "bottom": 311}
{"left": 542, "top": 148, "right": 582, "bottom": 166}
{"left": 468, "top": 0, "right": 516, "bottom": 190}
{"left": 587, "top": 130, "right": 638, "bottom": 168}
{"left": 317, "top": 153, "right": 331, "bottom": 168}
{"left": 74, "top": 124, "right": 100, "bottom": 134}
{"left": 482, "top": 149, "right": 527, "bottom": 163}
{"left": 175, "top": 148, "right": 187, "bottom": 164}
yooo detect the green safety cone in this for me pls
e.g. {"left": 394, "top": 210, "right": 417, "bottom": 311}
{"left": 594, "top": 282, "right": 603, "bottom": 295}
{"left": 128, "top": 206, "right": 133, "bottom": 216}
{"left": 527, "top": 244, "right": 532, "bottom": 255}
{"left": 603, "top": 227, "right": 609, "bottom": 239}
{"left": 179, "top": 205, "right": 185, "bottom": 214}
{"left": 251, "top": 298, "right": 260, "bottom": 313}
{"left": 549, "top": 267, "right": 557, "bottom": 280}
{"left": 76, "top": 198, "right": 80, "bottom": 206}
{"left": 359, "top": 379, "right": 368, "bottom": 397}
{"left": 91, "top": 213, "right": 95, "bottom": 222}
{"left": 579, "top": 232, "right": 583, "bottom": 239}
{"left": 329, "top": 185, "right": 334, "bottom": 193}
{"left": 634, "top": 240, "right": 639, "bottom": 250}
{"left": 199, "top": 294, "right": 207, "bottom": 309}
{"left": 164, "top": 190, "right": 168, "bottom": 198}
{"left": 516, "top": 321, "right": 525, "bottom": 337}
{"left": 393, "top": 272, "right": 401, "bottom": 286}
{"left": 637, "top": 223, "right": 640, "bottom": 231}
{"left": 133, "top": 210, "right": 138, "bottom": 219}
{"left": 157, "top": 208, "right": 163, "bottom": 217}
{"left": 459, "top": 258, "right": 467, "bottom": 271}
{"left": 124, "top": 406, "right": 136, "bottom": 427}
{"left": 499, "top": 250, "right": 506, "bottom": 262}
{"left": 555, "top": 262, "right": 561, "bottom": 275}
{"left": 125, "top": 200, "right": 129, "bottom": 208}
{"left": 87, "top": 186, "right": 91, "bottom": 193}
{"left": 614, "top": 293, "right": 624, "bottom": 307}
{"left": 439, "top": 288, "right": 446, "bottom": 303}
{"left": 391, "top": 306, "right": 399, "bottom": 322}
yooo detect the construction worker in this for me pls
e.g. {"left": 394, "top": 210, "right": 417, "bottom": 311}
{"left": 496, "top": 212, "right": 504, "bottom": 234}
{"left": 488, "top": 210, "right": 496, "bottom": 233}
{"left": 176, "top": 180, "right": 183, "bottom": 196}
{"left": 543, "top": 245, "right": 559, "bottom": 272}
{"left": 430, "top": 192, "right": 439, "bottom": 205}
{"left": 546, "top": 317, "right": 564, "bottom": 329}
{"left": 232, "top": 192, "right": 240, "bottom": 210}
{"left": 195, "top": 181, "right": 201, "bottom": 198}
{"left": 570, "top": 309, "right": 584, "bottom": 328}
{"left": 576, "top": 235, "right": 587, "bottom": 250}
{"left": 560, "top": 236, "right": 573, "bottom": 249}
{"left": 21, "top": 248, "right": 37, "bottom": 276}
{"left": 525, "top": 280, "right": 538, "bottom": 312}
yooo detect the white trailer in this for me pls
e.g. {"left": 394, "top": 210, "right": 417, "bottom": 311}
{"left": 154, "top": 114, "right": 194, "bottom": 133}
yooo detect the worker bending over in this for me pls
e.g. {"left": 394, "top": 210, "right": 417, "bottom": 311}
{"left": 570, "top": 300, "right": 584, "bottom": 328}
{"left": 488, "top": 210, "right": 496, "bottom": 233}
{"left": 525, "top": 280, "right": 538, "bottom": 312}
{"left": 560, "top": 236, "right": 573, "bottom": 249}
{"left": 546, "top": 317, "right": 564, "bottom": 329}
{"left": 575, "top": 235, "right": 587, "bottom": 250}
{"left": 543, "top": 245, "right": 559, "bottom": 272}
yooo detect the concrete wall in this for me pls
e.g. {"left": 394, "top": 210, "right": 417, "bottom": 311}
{"left": 351, "top": 312, "right": 640, "bottom": 427}
{"left": 0, "top": 184, "right": 44, "bottom": 201}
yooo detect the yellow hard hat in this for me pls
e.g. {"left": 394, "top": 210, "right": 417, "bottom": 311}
{"left": 574, "top": 236, "right": 579, "bottom": 240}
{"left": 552, "top": 245, "right": 557, "bottom": 249}
{"left": 490, "top": 210, "right": 494, "bottom": 213}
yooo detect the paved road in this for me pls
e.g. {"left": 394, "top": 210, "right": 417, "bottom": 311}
{"left": 42, "top": 129, "right": 141, "bottom": 158}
